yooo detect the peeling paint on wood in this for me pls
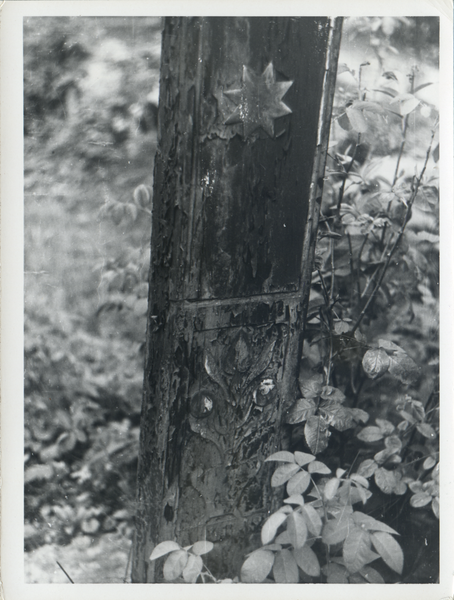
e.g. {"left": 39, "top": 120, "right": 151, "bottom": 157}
{"left": 132, "top": 16, "right": 341, "bottom": 582}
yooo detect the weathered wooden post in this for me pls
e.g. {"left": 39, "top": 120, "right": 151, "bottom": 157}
{"left": 133, "top": 16, "right": 342, "bottom": 582}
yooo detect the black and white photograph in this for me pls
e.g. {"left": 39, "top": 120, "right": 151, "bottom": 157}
{"left": 1, "top": 2, "right": 453, "bottom": 599}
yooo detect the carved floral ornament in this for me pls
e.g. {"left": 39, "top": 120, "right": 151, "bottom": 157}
{"left": 215, "top": 62, "right": 293, "bottom": 139}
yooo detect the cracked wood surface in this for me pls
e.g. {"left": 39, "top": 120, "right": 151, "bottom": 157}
{"left": 132, "top": 17, "right": 340, "bottom": 582}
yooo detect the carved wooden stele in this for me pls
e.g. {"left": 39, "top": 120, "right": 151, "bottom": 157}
{"left": 132, "top": 17, "right": 338, "bottom": 582}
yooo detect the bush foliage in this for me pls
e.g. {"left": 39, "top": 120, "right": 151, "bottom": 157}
{"left": 24, "top": 16, "right": 439, "bottom": 584}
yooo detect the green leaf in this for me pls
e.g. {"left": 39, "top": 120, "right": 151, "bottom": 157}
{"left": 300, "top": 375, "right": 324, "bottom": 398}
{"left": 304, "top": 416, "right": 330, "bottom": 454}
{"left": 326, "top": 405, "right": 355, "bottom": 432}
{"left": 384, "top": 435, "right": 402, "bottom": 453}
{"left": 362, "top": 349, "right": 390, "bottom": 379}
{"left": 376, "top": 419, "right": 395, "bottom": 435}
{"left": 374, "top": 467, "right": 398, "bottom": 494}
{"left": 360, "top": 565, "right": 385, "bottom": 583}
{"left": 286, "top": 398, "right": 317, "bottom": 424}
{"left": 163, "top": 549, "right": 189, "bottom": 581}
{"left": 273, "top": 549, "right": 299, "bottom": 583}
{"left": 388, "top": 352, "right": 420, "bottom": 385}
{"left": 352, "top": 511, "right": 399, "bottom": 535}
{"left": 241, "top": 550, "right": 275, "bottom": 583}
{"left": 416, "top": 423, "right": 437, "bottom": 439}
{"left": 423, "top": 456, "right": 437, "bottom": 470}
{"left": 149, "top": 540, "right": 181, "bottom": 561}
{"left": 265, "top": 451, "right": 296, "bottom": 463}
{"left": 346, "top": 106, "right": 368, "bottom": 133}
{"left": 261, "top": 512, "right": 288, "bottom": 545}
{"left": 287, "top": 511, "right": 308, "bottom": 549}
{"left": 357, "top": 426, "right": 384, "bottom": 443}
{"left": 414, "top": 81, "right": 433, "bottom": 93}
{"left": 284, "top": 494, "right": 305, "bottom": 506}
{"left": 293, "top": 545, "right": 320, "bottom": 577}
{"left": 294, "top": 451, "right": 316, "bottom": 467}
{"left": 191, "top": 540, "right": 214, "bottom": 556}
{"left": 343, "top": 526, "right": 372, "bottom": 573}
{"left": 322, "top": 511, "right": 352, "bottom": 545}
{"left": 307, "top": 460, "right": 331, "bottom": 475}
{"left": 432, "top": 497, "right": 440, "bottom": 519}
{"left": 287, "top": 469, "right": 311, "bottom": 496}
{"left": 182, "top": 554, "right": 203, "bottom": 583}
{"left": 350, "top": 408, "right": 370, "bottom": 424}
{"left": 338, "top": 112, "right": 353, "bottom": 131}
{"left": 302, "top": 505, "right": 323, "bottom": 536}
{"left": 390, "top": 92, "right": 420, "bottom": 115}
{"left": 324, "top": 477, "right": 341, "bottom": 500}
{"left": 349, "top": 474, "right": 369, "bottom": 488}
{"left": 371, "top": 532, "right": 404, "bottom": 574}
{"left": 275, "top": 530, "right": 291, "bottom": 545}
{"left": 271, "top": 463, "right": 301, "bottom": 487}
{"left": 320, "top": 385, "right": 345, "bottom": 403}
{"left": 410, "top": 492, "right": 432, "bottom": 507}
{"left": 323, "top": 562, "right": 349, "bottom": 583}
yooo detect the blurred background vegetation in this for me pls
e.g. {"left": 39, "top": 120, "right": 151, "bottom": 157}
{"left": 23, "top": 16, "right": 439, "bottom": 583}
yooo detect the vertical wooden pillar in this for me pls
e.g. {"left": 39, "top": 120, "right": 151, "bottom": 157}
{"left": 133, "top": 17, "right": 341, "bottom": 582}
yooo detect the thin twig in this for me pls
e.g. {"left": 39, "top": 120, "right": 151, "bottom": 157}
{"left": 56, "top": 561, "right": 75, "bottom": 584}
{"left": 351, "top": 123, "right": 437, "bottom": 335}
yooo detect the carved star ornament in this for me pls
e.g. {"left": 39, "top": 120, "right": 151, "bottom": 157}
{"left": 223, "top": 62, "right": 293, "bottom": 138}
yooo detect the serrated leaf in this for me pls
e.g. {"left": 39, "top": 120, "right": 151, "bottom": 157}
{"left": 287, "top": 511, "right": 308, "bottom": 549}
{"left": 410, "top": 492, "right": 432, "bottom": 507}
{"left": 271, "top": 463, "right": 301, "bottom": 487}
{"left": 416, "top": 423, "right": 436, "bottom": 439}
{"left": 286, "top": 398, "right": 317, "bottom": 424}
{"left": 261, "top": 512, "right": 288, "bottom": 545}
{"left": 343, "top": 526, "right": 372, "bottom": 573}
{"left": 293, "top": 544, "right": 320, "bottom": 577}
{"left": 191, "top": 540, "right": 213, "bottom": 556}
{"left": 284, "top": 494, "right": 305, "bottom": 506}
{"left": 371, "top": 532, "right": 404, "bottom": 574}
{"left": 265, "top": 451, "right": 296, "bottom": 463}
{"left": 360, "top": 564, "right": 385, "bottom": 583}
{"left": 362, "top": 349, "right": 390, "bottom": 379}
{"left": 322, "top": 511, "right": 352, "bottom": 545}
{"left": 320, "top": 386, "right": 346, "bottom": 403}
{"left": 273, "top": 549, "right": 299, "bottom": 583}
{"left": 357, "top": 426, "right": 384, "bottom": 443}
{"left": 327, "top": 405, "right": 355, "bottom": 432}
{"left": 163, "top": 550, "right": 189, "bottom": 581}
{"left": 305, "top": 416, "right": 330, "bottom": 454}
{"left": 324, "top": 477, "right": 341, "bottom": 500}
{"left": 352, "top": 511, "right": 399, "bottom": 535}
{"left": 388, "top": 352, "right": 420, "bottom": 384}
{"left": 182, "top": 554, "right": 203, "bottom": 583}
{"left": 149, "top": 540, "right": 181, "bottom": 561}
{"left": 241, "top": 550, "right": 275, "bottom": 583}
{"left": 294, "top": 451, "right": 316, "bottom": 467}
{"left": 302, "top": 504, "right": 323, "bottom": 536}
{"left": 300, "top": 375, "right": 324, "bottom": 398}
{"left": 287, "top": 469, "right": 311, "bottom": 496}
{"left": 323, "top": 562, "right": 349, "bottom": 583}
{"left": 307, "top": 460, "right": 331, "bottom": 475}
